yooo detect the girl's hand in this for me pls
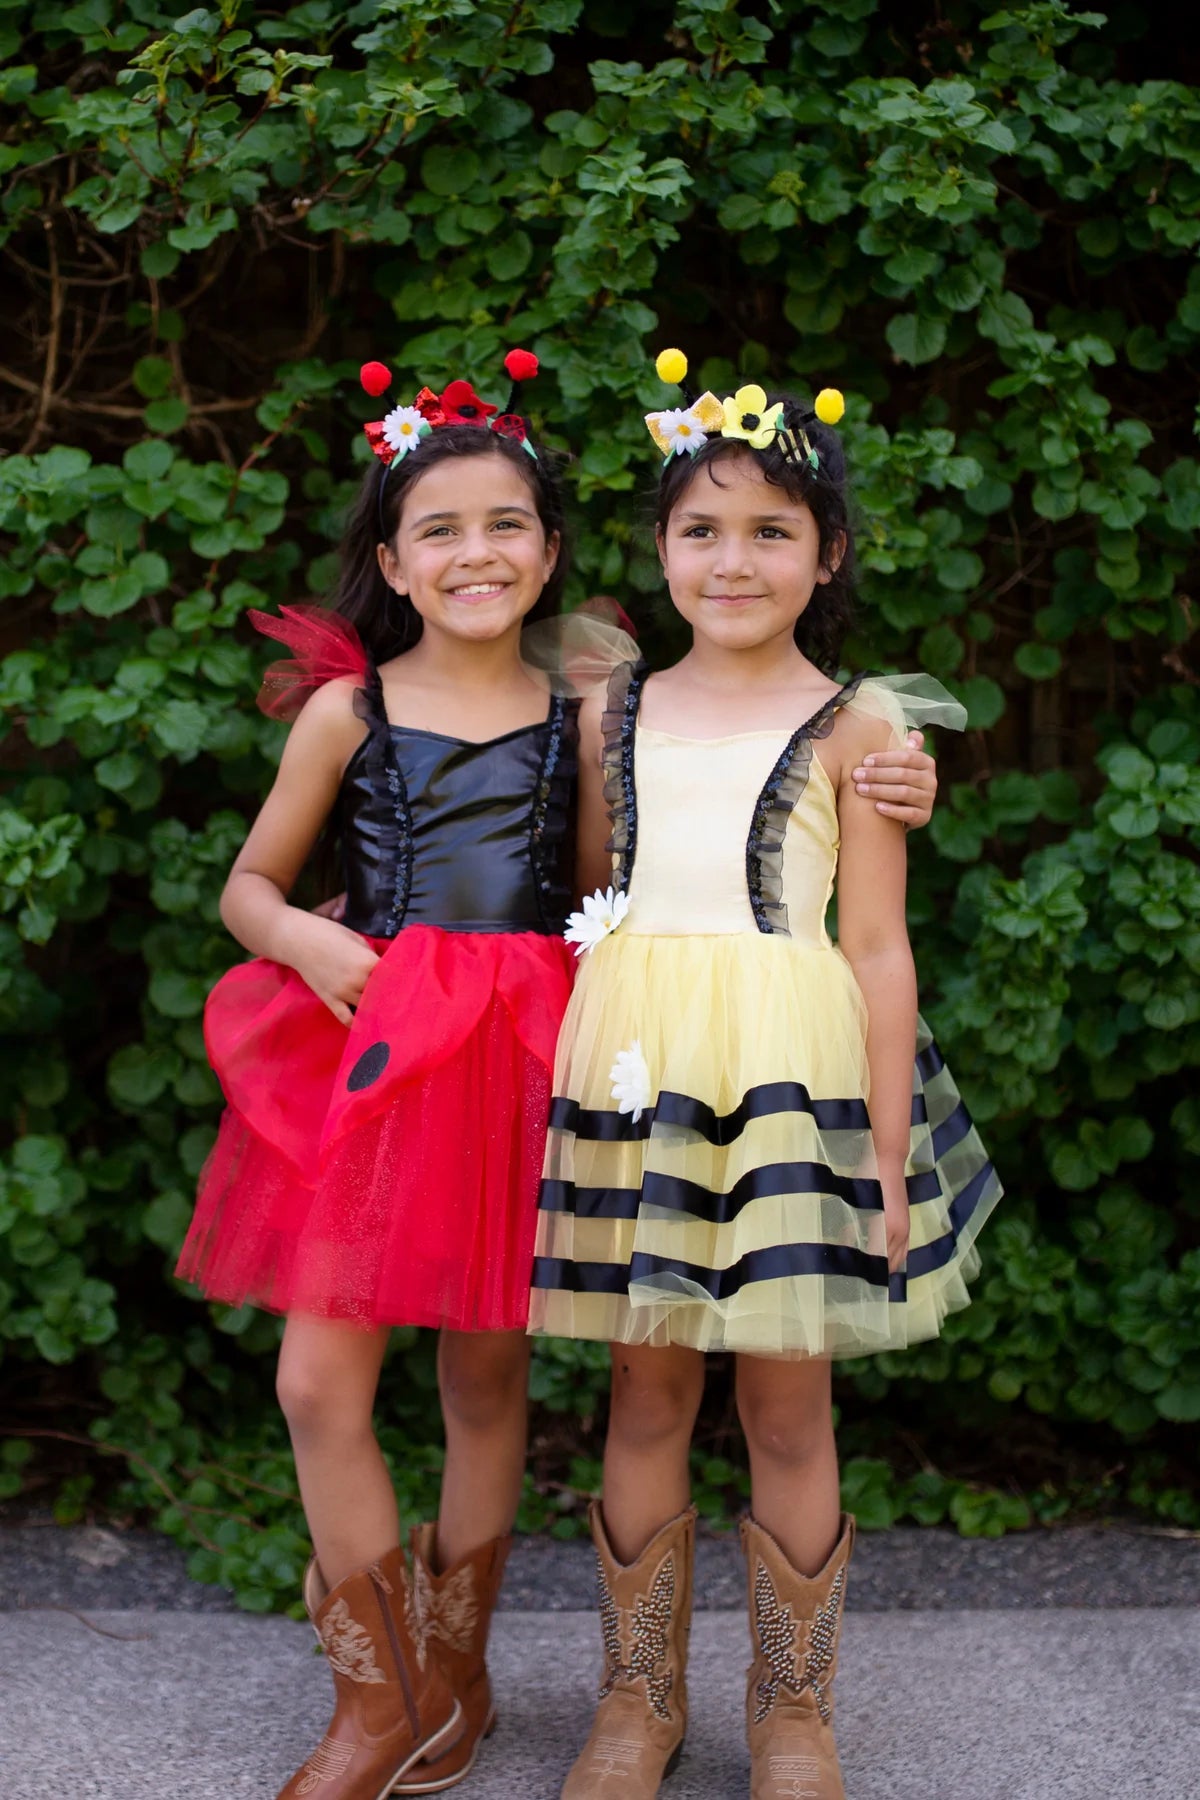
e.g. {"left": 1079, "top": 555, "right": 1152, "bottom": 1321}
{"left": 852, "top": 730, "right": 937, "bottom": 828}
{"left": 312, "top": 892, "right": 348, "bottom": 923}
{"left": 279, "top": 912, "right": 379, "bottom": 1026}
{"left": 880, "top": 1168, "right": 910, "bottom": 1275}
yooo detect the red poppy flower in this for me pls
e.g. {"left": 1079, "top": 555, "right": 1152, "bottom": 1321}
{"left": 439, "top": 378, "right": 498, "bottom": 427}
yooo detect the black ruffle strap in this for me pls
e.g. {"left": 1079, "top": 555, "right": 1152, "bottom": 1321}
{"left": 600, "top": 659, "right": 648, "bottom": 895}
{"left": 746, "top": 672, "right": 868, "bottom": 937}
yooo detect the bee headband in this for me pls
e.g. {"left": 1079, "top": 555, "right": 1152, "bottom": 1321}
{"left": 645, "top": 348, "right": 844, "bottom": 471}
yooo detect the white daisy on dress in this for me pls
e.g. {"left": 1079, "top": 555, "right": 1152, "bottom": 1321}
{"left": 563, "top": 886, "right": 629, "bottom": 956}
{"left": 381, "top": 405, "right": 431, "bottom": 456}
{"left": 609, "top": 1040, "right": 653, "bottom": 1123}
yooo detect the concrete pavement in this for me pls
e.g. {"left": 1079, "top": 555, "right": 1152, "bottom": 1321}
{"left": 5, "top": 1604, "right": 1198, "bottom": 1800}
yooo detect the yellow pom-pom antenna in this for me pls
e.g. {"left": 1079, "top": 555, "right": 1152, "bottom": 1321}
{"left": 814, "top": 387, "right": 845, "bottom": 425}
{"left": 655, "top": 347, "right": 688, "bottom": 386}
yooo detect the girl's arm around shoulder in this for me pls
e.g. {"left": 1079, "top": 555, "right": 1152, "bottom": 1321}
{"left": 221, "top": 678, "right": 377, "bottom": 1024}
{"left": 833, "top": 710, "right": 917, "bottom": 1273}
{"left": 573, "top": 691, "right": 614, "bottom": 904}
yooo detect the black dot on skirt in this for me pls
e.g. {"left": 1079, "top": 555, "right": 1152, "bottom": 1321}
{"left": 347, "top": 1041, "right": 390, "bottom": 1091}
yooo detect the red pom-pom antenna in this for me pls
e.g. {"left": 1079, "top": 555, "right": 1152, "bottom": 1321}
{"left": 360, "top": 361, "right": 392, "bottom": 398}
{"left": 501, "top": 348, "right": 538, "bottom": 423}
{"left": 504, "top": 348, "right": 538, "bottom": 383}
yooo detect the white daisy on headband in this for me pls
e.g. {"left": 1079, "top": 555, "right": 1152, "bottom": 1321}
{"left": 610, "top": 1041, "right": 653, "bottom": 1123}
{"left": 647, "top": 404, "right": 710, "bottom": 458}
{"left": 563, "top": 886, "right": 629, "bottom": 956}
{"left": 382, "top": 405, "right": 431, "bottom": 456}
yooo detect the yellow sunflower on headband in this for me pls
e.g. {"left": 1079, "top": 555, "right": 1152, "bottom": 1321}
{"left": 721, "top": 383, "right": 784, "bottom": 450}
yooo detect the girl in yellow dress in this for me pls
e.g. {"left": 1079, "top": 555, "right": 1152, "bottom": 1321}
{"left": 528, "top": 355, "right": 1002, "bottom": 1800}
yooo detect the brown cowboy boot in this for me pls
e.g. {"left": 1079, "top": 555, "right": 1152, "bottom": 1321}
{"left": 277, "top": 1543, "right": 463, "bottom": 1800}
{"left": 560, "top": 1503, "right": 695, "bottom": 1799}
{"left": 741, "top": 1514, "right": 855, "bottom": 1800}
{"left": 391, "top": 1524, "right": 512, "bottom": 1793}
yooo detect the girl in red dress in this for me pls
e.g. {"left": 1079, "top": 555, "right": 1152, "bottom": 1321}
{"left": 178, "top": 353, "right": 592, "bottom": 1799}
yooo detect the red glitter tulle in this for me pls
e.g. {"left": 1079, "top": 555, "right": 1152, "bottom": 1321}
{"left": 248, "top": 604, "right": 369, "bottom": 721}
{"left": 176, "top": 927, "right": 575, "bottom": 1331}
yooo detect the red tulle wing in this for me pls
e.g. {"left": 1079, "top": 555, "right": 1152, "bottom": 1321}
{"left": 248, "top": 604, "right": 370, "bottom": 720}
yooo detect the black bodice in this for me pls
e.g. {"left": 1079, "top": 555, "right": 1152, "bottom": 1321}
{"left": 338, "top": 668, "right": 579, "bottom": 938}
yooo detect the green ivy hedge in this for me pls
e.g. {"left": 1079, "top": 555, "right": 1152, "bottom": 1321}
{"left": 2, "top": 0, "right": 1198, "bottom": 1599}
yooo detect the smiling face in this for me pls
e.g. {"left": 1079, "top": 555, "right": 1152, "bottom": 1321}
{"left": 377, "top": 450, "right": 559, "bottom": 644}
{"left": 657, "top": 450, "right": 838, "bottom": 653}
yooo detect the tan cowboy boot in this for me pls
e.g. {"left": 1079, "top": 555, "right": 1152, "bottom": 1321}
{"left": 392, "top": 1524, "right": 512, "bottom": 1793}
{"left": 742, "top": 1514, "right": 855, "bottom": 1800}
{"left": 277, "top": 1543, "right": 463, "bottom": 1800}
{"left": 561, "top": 1502, "right": 695, "bottom": 1799}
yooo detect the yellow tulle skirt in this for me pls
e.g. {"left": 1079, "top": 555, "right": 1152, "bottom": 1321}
{"left": 528, "top": 931, "right": 1001, "bottom": 1359}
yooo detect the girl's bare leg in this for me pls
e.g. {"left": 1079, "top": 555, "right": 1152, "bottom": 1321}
{"left": 601, "top": 1342, "right": 706, "bottom": 1562}
{"left": 436, "top": 1328, "right": 532, "bottom": 1566}
{"left": 736, "top": 1353, "right": 840, "bottom": 1574}
{"left": 276, "top": 1313, "right": 394, "bottom": 1589}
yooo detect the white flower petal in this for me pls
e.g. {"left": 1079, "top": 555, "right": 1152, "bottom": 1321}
{"left": 564, "top": 886, "right": 628, "bottom": 954}
{"left": 381, "top": 405, "right": 430, "bottom": 453}
{"left": 609, "top": 1039, "right": 652, "bottom": 1123}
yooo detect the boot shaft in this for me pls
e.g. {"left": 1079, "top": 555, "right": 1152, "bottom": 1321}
{"left": 278, "top": 1543, "right": 461, "bottom": 1800}
{"left": 559, "top": 1504, "right": 696, "bottom": 1800}
{"left": 408, "top": 1523, "right": 511, "bottom": 1674}
{"left": 309, "top": 1545, "right": 445, "bottom": 1740}
{"left": 591, "top": 1502, "right": 695, "bottom": 1731}
{"left": 740, "top": 1515, "right": 855, "bottom": 1800}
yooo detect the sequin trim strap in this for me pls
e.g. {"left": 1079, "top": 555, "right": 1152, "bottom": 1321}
{"left": 600, "top": 659, "right": 648, "bottom": 894}
{"left": 529, "top": 695, "right": 578, "bottom": 930}
{"left": 353, "top": 660, "right": 412, "bottom": 937}
{"left": 745, "top": 672, "right": 869, "bottom": 936}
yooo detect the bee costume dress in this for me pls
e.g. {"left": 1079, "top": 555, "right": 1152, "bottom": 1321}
{"left": 528, "top": 661, "right": 1002, "bottom": 1358}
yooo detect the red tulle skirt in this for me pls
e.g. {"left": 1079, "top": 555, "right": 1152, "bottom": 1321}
{"left": 176, "top": 926, "right": 575, "bottom": 1332}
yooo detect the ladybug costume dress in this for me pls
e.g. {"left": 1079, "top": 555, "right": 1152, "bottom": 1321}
{"left": 176, "top": 610, "right": 578, "bottom": 1332}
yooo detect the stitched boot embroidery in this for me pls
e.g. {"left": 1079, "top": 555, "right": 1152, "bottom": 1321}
{"left": 320, "top": 1599, "right": 386, "bottom": 1684}
{"left": 413, "top": 1560, "right": 479, "bottom": 1655}
{"left": 596, "top": 1552, "right": 676, "bottom": 1723}
{"left": 296, "top": 1736, "right": 356, "bottom": 1792}
{"left": 752, "top": 1562, "right": 844, "bottom": 1725}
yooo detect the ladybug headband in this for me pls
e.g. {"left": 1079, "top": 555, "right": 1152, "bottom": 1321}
{"left": 644, "top": 348, "right": 844, "bottom": 472}
{"left": 362, "top": 348, "right": 540, "bottom": 531}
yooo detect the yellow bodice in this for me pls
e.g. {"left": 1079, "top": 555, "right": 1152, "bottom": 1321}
{"left": 623, "top": 727, "right": 839, "bottom": 943}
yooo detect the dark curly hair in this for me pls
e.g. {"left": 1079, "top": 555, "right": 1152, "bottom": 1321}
{"left": 656, "top": 397, "right": 855, "bottom": 675}
{"left": 330, "top": 427, "right": 568, "bottom": 664}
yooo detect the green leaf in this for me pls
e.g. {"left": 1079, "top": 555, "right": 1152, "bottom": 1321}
{"left": 1107, "top": 800, "right": 1159, "bottom": 839}
{"left": 1102, "top": 747, "right": 1155, "bottom": 792}
{"left": 140, "top": 242, "right": 181, "bottom": 280}
{"left": 958, "top": 676, "right": 1006, "bottom": 729}
{"left": 490, "top": 229, "right": 533, "bottom": 281}
{"left": 132, "top": 356, "right": 173, "bottom": 400}
{"left": 885, "top": 312, "right": 947, "bottom": 366}
{"left": 144, "top": 397, "right": 189, "bottom": 435}
{"left": 1014, "top": 643, "right": 1061, "bottom": 680}
{"left": 123, "top": 440, "right": 175, "bottom": 481}
{"left": 107, "top": 1045, "right": 173, "bottom": 1107}
{"left": 420, "top": 146, "right": 481, "bottom": 197}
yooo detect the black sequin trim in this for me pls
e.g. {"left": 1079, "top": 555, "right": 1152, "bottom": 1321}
{"left": 529, "top": 694, "right": 571, "bottom": 929}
